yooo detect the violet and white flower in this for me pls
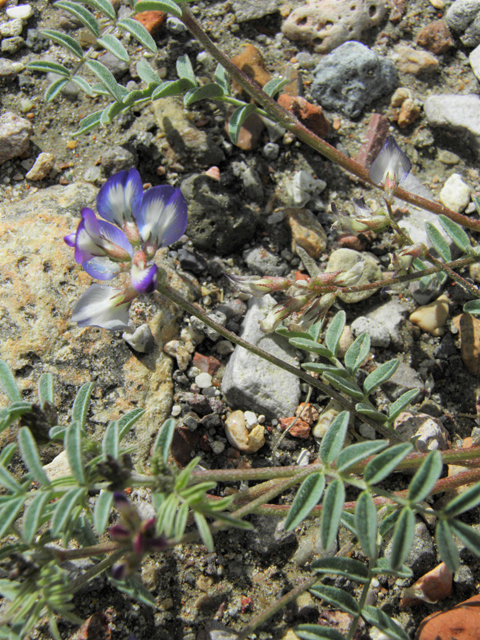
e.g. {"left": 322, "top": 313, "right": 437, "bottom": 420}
{"left": 369, "top": 135, "right": 412, "bottom": 193}
{"left": 65, "top": 168, "right": 188, "bottom": 330}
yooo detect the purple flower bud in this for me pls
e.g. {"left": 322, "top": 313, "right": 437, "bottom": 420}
{"left": 112, "top": 562, "right": 128, "bottom": 581}
{"left": 109, "top": 524, "right": 132, "bottom": 542}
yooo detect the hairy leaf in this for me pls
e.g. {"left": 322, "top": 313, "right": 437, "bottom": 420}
{"left": 0, "top": 497, "right": 26, "bottom": 538}
{"left": 193, "top": 512, "right": 214, "bottom": 551}
{"left": 289, "top": 338, "right": 333, "bottom": 358}
{"left": 323, "top": 373, "right": 365, "bottom": 401}
{"left": 118, "top": 408, "right": 145, "bottom": 441}
{"left": 444, "top": 481, "right": 480, "bottom": 517}
{"left": 379, "top": 508, "right": 401, "bottom": 538}
{"left": 320, "top": 479, "right": 345, "bottom": 551}
{"left": 311, "top": 557, "right": 369, "bottom": 583}
{"left": 22, "top": 491, "right": 53, "bottom": 544}
{"left": 134, "top": 0, "right": 183, "bottom": 18}
{"left": 439, "top": 215, "right": 471, "bottom": 253}
{"left": 65, "top": 420, "right": 85, "bottom": 484}
{"left": 355, "top": 403, "right": 388, "bottom": 423}
{"left": 0, "top": 360, "right": 21, "bottom": 402}
{"left": 355, "top": 491, "right": 377, "bottom": 560}
{"left": 72, "top": 382, "right": 94, "bottom": 430}
{"left": 320, "top": 411, "right": 350, "bottom": 464}
{"left": 362, "top": 606, "right": 408, "bottom": 640}
{"left": 152, "top": 418, "right": 176, "bottom": 464}
{"left": 74, "top": 110, "right": 103, "bottom": 135}
{"left": 436, "top": 519, "right": 460, "bottom": 572}
{"left": 110, "top": 576, "right": 156, "bottom": 606}
{"left": 309, "top": 584, "right": 358, "bottom": 616}
{"left": 41, "top": 29, "right": 84, "bottom": 59}
{"left": 263, "top": 76, "right": 291, "bottom": 97}
{"left": 136, "top": 58, "right": 160, "bottom": 84}
{"left": 389, "top": 507, "right": 415, "bottom": 571}
{"left": 363, "top": 359, "right": 399, "bottom": 395}
{"left": 408, "top": 450, "right": 442, "bottom": 503}
{"left": 117, "top": 17, "right": 157, "bottom": 53}
{"left": 51, "top": 487, "right": 87, "bottom": 538}
{"left": 425, "top": 222, "right": 452, "bottom": 263}
{"left": 449, "top": 519, "right": 480, "bottom": 558}
{"left": 325, "top": 311, "right": 346, "bottom": 356}
{"left": 228, "top": 103, "right": 256, "bottom": 145}
{"left": 82, "top": 0, "right": 116, "bottom": 20}
{"left": 54, "top": 1, "right": 100, "bottom": 36}
{"left": 0, "top": 464, "right": 23, "bottom": 493}
{"left": 285, "top": 473, "right": 325, "bottom": 531}
{"left": 464, "top": 300, "right": 480, "bottom": 316}
{"left": 373, "top": 557, "right": 412, "bottom": 579}
{"left": 184, "top": 83, "right": 224, "bottom": 106}
{"left": 176, "top": 53, "right": 197, "bottom": 86}
{"left": 151, "top": 78, "right": 194, "bottom": 99}
{"left": 102, "top": 420, "right": 119, "bottom": 460}
{"left": 97, "top": 34, "right": 129, "bottom": 63}
{"left": 388, "top": 389, "right": 420, "bottom": 422}
{"left": 336, "top": 440, "right": 388, "bottom": 473}
{"left": 38, "top": 373, "right": 54, "bottom": 406}
{"left": 85, "top": 59, "right": 122, "bottom": 101}
{"left": 28, "top": 60, "right": 70, "bottom": 77}
{"left": 344, "top": 333, "right": 370, "bottom": 375}
{"left": 364, "top": 443, "right": 413, "bottom": 485}
{"left": 94, "top": 489, "right": 114, "bottom": 534}
{"left": 214, "top": 63, "right": 230, "bottom": 95}
{"left": 18, "top": 427, "right": 50, "bottom": 486}
{"left": 46, "top": 77, "right": 69, "bottom": 102}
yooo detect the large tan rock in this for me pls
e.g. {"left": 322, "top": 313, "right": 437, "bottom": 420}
{"left": 416, "top": 594, "right": 480, "bottom": 640}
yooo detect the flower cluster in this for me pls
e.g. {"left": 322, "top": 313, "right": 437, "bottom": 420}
{"left": 65, "top": 168, "right": 188, "bottom": 331}
{"left": 109, "top": 492, "right": 168, "bottom": 580}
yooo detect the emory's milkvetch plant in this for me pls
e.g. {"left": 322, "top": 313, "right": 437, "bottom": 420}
{"left": 1, "top": 0, "right": 480, "bottom": 638}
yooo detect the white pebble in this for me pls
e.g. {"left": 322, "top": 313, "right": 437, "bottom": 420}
{"left": 6, "top": 4, "right": 33, "bottom": 19}
{"left": 439, "top": 173, "right": 472, "bottom": 212}
{"left": 244, "top": 411, "right": 257, "bottom": 428}
{"left": 171, "top": 404, "right": 182, "bottom": 417}
{"left": 195, "top": 372, "right": 212, "bottom": 388}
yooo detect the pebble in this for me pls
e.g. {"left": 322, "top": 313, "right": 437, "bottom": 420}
{"left": 83, "top": 166, "right": 103, "bottom": 185}
{"left": 224, "top": 410, "right": 265, "bottom": 453}
{"left": 417, "top": 594, "right": 480, "bottom": 640}
{"left": 277, "top": 94, "right": 330, "bottom": 139}
{"left": 1, "top": 36, "right": 24, "bottom": 54}
{"left": 278, "top": 416, "right": 311, "bottom": 439}
{"left": 326, "top": 249, "right": 382, "bottom": 303}
{"left": 164, "top": 339, "right": 192, "bottom": 371}
{"left": 166, "top": 16, "right": 187, "bottom": 33}
{"left": 195, "top": 372, "right": 212, "bottom": 389}
{"left": 178, "top": 247, "right": 208, "bottom": 274}
{"left": 424, "top": 94, "right": 480, "bottom": 156}
{"left": 398, "top": 98, "right": 422, "bottom": 128}
{"left": 415, "top": 20, "right": 454, "bottom": 55}
{"left": 395, "top": 45, "right": 439, "bottom": 74}
{"left": 311, "top": 41, "right": 397, "bottom": 118}
{"left": 221, "top": 295, "right": 301, "bottom": 419}
{"left": 337, "top": 325, "right": 355, "bottom": 358}
{"left": 409, "top": 295, "right": 450, "bottom": 336}
{"left": 46, "top": 72, "right": 79, "bottom": 98}
{"left": 470, "top": 43, "right": 480, "bottom": 80}
{"left": 43, "top": 450, "right": 72, "bottom": 481}
{"left": 0, "top": 58, "right": 24, "bottom": 78}
{"left": 263, "top": 142, "right": 280, "bottom": 160}
{"left": 6, "top": 4, "right": 33, "bottom": 20}
{"left": 452, "top": 312, "right": 480, "bottom": 375}
{"left": 232, "top": 0, "right": 281, "bottom": 21}
{"left": 133, "top": 10, "right": 166, "bottom": 35}
{"left": 98, "top": 51, "right": 129, "bottom": 78}
{"left": 243, "top": 411, "right": 257, "bottom": 427}
{"left": 445, "top": 0, "right": 480, "bottom": 47}
{"left": 242, "top": 166, "right": 264, "bottom": 202}
{"left": 231, "top": 44, "right": 271, "bottom": 89}
{"left": 439, "top": 173, "right": 472, "bottom": 212}
{"left": 282, "top": 0, "right": 388, "bottom": 53}
{"left": 25, "top": 152, "right": 56, "bottom": 181}
{"left": 351, "top": 316, "right": 391, "bottom": 348}
{"left": 0, "top": 110, "right": 33, "bottom": 165}
{"left": 401, "top": 563, "right": 452, "bottom": 607}
{"left": 101, "top": 146, "right": 136, "bottom": 174}
{"left": 438, "top": 149, "right": 461, "bottom": 164}
{"left": 0, "top": 18, "right": 23, "bottom": 37}
{"left": 312, "top": 401, "right": 346, "bottom": 439}
{"left": 284, "top": 208, "right": 328, "bottom": 259}
{"left": 215, "top": 340, "right": 235, "bottom": 356}
{"left": 366, "top": 299, "right": 409, "bottom": 348}
{"left": 383, "top": 362, "right": 425, "bottom": 401}
{"left": 243, "top": 246, "right": 288, "bottom": 276}
{"left": 287, "top": 170, "right": 326, "bottom": 208}
{"left": 394, "top": 412, "right": 451, "bottom": 452}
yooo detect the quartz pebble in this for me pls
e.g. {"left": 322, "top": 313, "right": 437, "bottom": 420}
{"left": 25, "top": 152, "right": 56, "bottom": 181}
{"left": 401, "top": 563, "right": 452, "bottom": 607}
{"left": 224, "top": 410, "right": 265, "bottom": 453}
{"left": 6, "top": 4, "right": 33, "bottom": 19}
{"left": 195, "top": 372, "right": 212, "bottom": 389}
{"left": 409, "top": 295, "right": 450, "bottom": 336}
{"left": 394, "top": 412, "right": 451, "bottom": 452}
{"left": 439, "top": 173, "right": 472, "bottom": 212}
{"left": 287, "top": 170, "right": 326, "bottom": 208}
{"left": 0, "top": 111, "right": 33, "bottom": 165}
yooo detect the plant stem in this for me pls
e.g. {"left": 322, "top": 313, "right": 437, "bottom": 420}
{"left": 180, "top": 5, "right": 480, "bottom": 233}
{"left": 156, "top": 281, "right": 404, "bottom": 443}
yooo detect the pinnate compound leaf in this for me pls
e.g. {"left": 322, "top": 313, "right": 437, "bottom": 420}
{"left": 408, "top": 450, "right": 442, "bottom": 503}
{"left": 344, "top": 333, "right": 370, "bottom": 375}
{"left": 449, "top": 519, "right": 480, "bottom": 558}
{"left": 289, "top": 338, "right": 333, "bottom": 358}
{"left": 74, "top": 110, "right": 103, "bottom": 136}
{"left": 285, "top": 473, "right": 325, "bottom": 531}
{"left": 38, "top": 373, "right": 54, "bottom": 406}
{"left": 263, "top": 76, "right": 291, "bottom": 97}
{"left": 23, "top": 491, "right": 53, "bottom": 544}
{"left": 372, "top": 556, "right": 412, "bottom": 578}
{"left": 389, "top": 507, "right": 415, "bottom": 571}
{"left": 362, "top": 606, "right": 408, "bottom": 640}
{"left": 135, "top": 0, "right": 182, "bottom": 18}
{"left": 436, "top": 519, "right": 460, "bottom": 572}
{"left": 18, "top": 427, "right": 50, "bottom": 486}
{"left": 425, "top": 222, "right": 452, "bottom": 263}
{"left": 28, "top": 60, "right": 70, "bottom": 76}
{"left": 364, "top": 443, "right": 413, "bottom": 485}
{"left": 464, "top": 300, "right": 480, "bottom": 316}
{"left": 311, "top": 557, "right": 369, "bottom": 583}
{"left": 194, "top": 512, "right": 214, "bottom": 551}
{"left": 325, "top": 311, "right": 346, "bottom": 356}
{"left": 41, "top": 29, "right": 84, "bottom": 59}
{"left": 151, "top": 78, "right": 194, "bottom": 99}
{"left": 228, "top": 103, "right": 256, "bottom": 145}
{"left": 295, "top": 625, "right": 346, "bottom": 640}
{"left": 363, "top": 359, "right": 399, "bottom": 395}
{"left": 82, "top": 0, "right": 116, "bottom": 20}
{"left": 388, "top": 389, "right": 420, "bottom": 422}
{"left": 65, "top": 421, "right": 85, "bottom": 484}
{"left": 184, "top": 83, "right": 224, "bottom": 106}
{"left": 320, "top": 411, "right": 350, "bottom": 464}
{"left": 323, "top": 373, "right": 364, "bottom": 401}
{"left": 0, "top": 360, "right": 21, "bottom": 402}
{"left": 336, "top": 440, "right": 388, "bottom": 473}
{"left": 444, "top": 481, "right": 480, "bottom": 517}
{"left": 46, "top": 77, "right": 69, "bottom": 101}
{"left": 54, "top": 1, "right": 100, "bottom": 36}
{"left": 94, "top": 489, "right": 113, "bottom": 534}
{"left": 309, "top": 584, "right": 359, "bottom": 616}
{"left": 86, "top": 59, "right": 122, "bottom": 100}
{"left": 0, "top": 497, "right": 25, "bottom": 538}
{"left": 97, "top": 34, "right": 129, "bottom": 64}
{"left": 152, "top": 418, "right": 176, "bottom": 464}
{"left": 355, "top": 491, "right": 377, "bottom": 560}
{"left": 118, "top": 408, "right": 145, "bottom": 441}
{"left": 320, "top": 479, "right": 345, "bottom": 551}
{"left": 72, "top": 382, "right": 94, "bottom": 430}
{"left": 439, "top": 215, "right": 471, "bottom": 253}
{"left": 176, "top": 54, "right": 197, "bottom": 85}
{"left": 117, "top": 18, "right": 156, "bottom": 53}
{"left": 51, "top": 487, "right": 87, "bottom": 538}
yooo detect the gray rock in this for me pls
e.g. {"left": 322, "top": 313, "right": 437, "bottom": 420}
{"left": 424, "top": 94, "right": 480, "bottom": 156}
{"left": 166, "top": 16, "right": 187, "bottom": 33}
{"left": 0, "top": 111, "right": 33, "bottom": 165}
{"left": 25, "top": 28, "right": 48, "bottom": 52}
{"left": 263, "top": 142, "right": 280, "bottom": 160}
{"left": 243, "top": 246, "right": 288, "bottom": 276}
{"left": 366, "top": 299, "right": 409, "bottom": 347}
{"left": 178, "top": 247, "right": 208, "bottom": 274}
{"left": 83, "top": 166, "right": 103, "bottom": 184}
{"left": 98, "top": 51, "right": 129, "bottom": 78}
{"left": 232, "top": 0, "right": 282, "bottom": 22}
{"left": 470, "top": 43, "right": 480, "bottom": 79}
{"left": 385, "top": 521, "right": 436, "bottom": 577}
{"left": 0, "top": 57, "right": 24, "bottom": 78}
{"left": 191, "top": 310, "right": 227, "bottom": 342}
{"left": 1, "top": 36, "right": 24, "bottom": 54}
{"left": 434, "top": 331, "right": 458, "bottom": 359}
{"left": 446, "top": 0, "right": 480, "bottom": 47}
{"left": 122, "top": 324, "right": 155, "bottom": 353}
{"left": 101, "top": 146, "right": 136, "bottom": 174}
{"left": 245, "top": 515, "right": 297, "bottom": 556}
{"left": 311, "top": 41, "right": 398, "bottom": 118}
{"left": 326, "top": 249, "right": 382, "bottom": 303}
{"left": 0, "top": 18, "right": 23, "bottom": 37}
{"left": 351, "top": 316, "right": 391, "bottom": 348}
{"left": 382, "top": 362, "right": 425, "bottom": 401}
{"left": 181, "top": 173, "right": 257, "bottom": 255}
{"left": 242, "top": 167, "right": 264, "bottom": 202}
{"left": 221, "top": 295, "right": 301, "bottom": 419}
{"left": 454, "top": 565, "right": 475, "bottom": 598}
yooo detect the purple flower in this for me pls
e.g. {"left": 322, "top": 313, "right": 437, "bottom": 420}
{"left": 65, "top": 168, "right": 188, "bottom": 330}
{"left": 369, "top": 135, "right": 412, "bottom": 193}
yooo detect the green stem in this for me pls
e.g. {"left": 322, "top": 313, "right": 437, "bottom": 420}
{"left": 179, "top": 5, "right": 480, "bottom": 233}
{"left": 156, "top": 281, "right": 403, "bottom": 443}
